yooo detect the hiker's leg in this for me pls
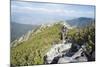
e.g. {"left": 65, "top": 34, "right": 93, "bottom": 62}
{"left": 62, "top": 33, "right": 65, "bottom": 43}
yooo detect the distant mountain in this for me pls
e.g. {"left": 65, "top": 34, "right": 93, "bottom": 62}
{"left": 67, "top": 17, "right": 95, "bottom": 27}
{"left": 11, "top": 22, "right": 39, "bottom": 42}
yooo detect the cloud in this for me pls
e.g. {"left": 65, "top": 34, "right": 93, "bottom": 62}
{"left": 11, "top": 4, "right": 65, "bottom": 14}
{"left": 12, "top": 4, "right": 77, "bottom": 17}
{"left": 11, "top": 1, "right": 95, "bottom": 18}
{"left": 11, "top": 1, "right": 95, "bottom": 25}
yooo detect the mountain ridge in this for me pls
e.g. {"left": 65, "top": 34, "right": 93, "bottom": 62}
{"left": 66, "top": 17, "right": 95, "bottom": 27}
{"left": 11, "top": 19, "right": 95, "bottom": 66}
{"left": 11, "top": 22, "right": 39, "bottom": 42}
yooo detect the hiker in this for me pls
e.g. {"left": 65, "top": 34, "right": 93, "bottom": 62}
{"left": 44, "top": 55, "right": 47, "bottom": 64}
{"left": 60, "top": 24, "right": 68, "bottom": 43}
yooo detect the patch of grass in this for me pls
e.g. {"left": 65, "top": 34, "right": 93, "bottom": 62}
{"left": 11, "top": 23, "right": 63, "bottom": 66}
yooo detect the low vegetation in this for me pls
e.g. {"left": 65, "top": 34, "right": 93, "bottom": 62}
{"left": 11, "top": 21, "right": 95, "bottom": 66}
{"left": 11, "top": 23, "right": 63, "bottom": 66}
{"left": 67, "top": 22, "right": 95, "bottom": 60}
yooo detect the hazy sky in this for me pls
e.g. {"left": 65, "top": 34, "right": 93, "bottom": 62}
{"left": 11, "top": 1, "right": 95, "bottom": 25}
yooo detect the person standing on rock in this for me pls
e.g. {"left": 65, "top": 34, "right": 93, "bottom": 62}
{"left": 44, "top": 55, "right": 47, "bottom": 64}
{"left": 61, "top": 23, "right": 68, "bottom": 44}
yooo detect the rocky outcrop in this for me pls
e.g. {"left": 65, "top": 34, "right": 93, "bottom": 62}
{"left": 45, "top": 43, "right": 72, "bottom": 64}
{"left": 44, "top": 43, "right": 88, "bottom": 64}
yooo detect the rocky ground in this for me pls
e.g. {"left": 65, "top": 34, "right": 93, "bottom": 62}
{"left": 44, "top": 40, "right": 89, "bottom": 64}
